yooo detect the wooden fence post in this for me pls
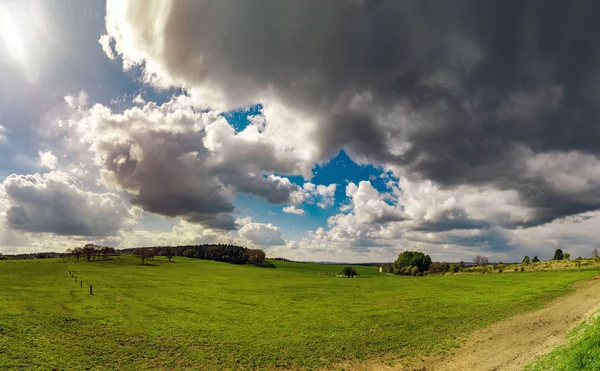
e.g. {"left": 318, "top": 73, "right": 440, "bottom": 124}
{"left": 80, "top": 280, "right": 83, "bottom": 288}
{"left": 89, "top": 285, "right": 92, "bottom": 295}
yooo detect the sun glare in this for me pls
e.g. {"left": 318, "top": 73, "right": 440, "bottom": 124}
{"left": 0, "top": 6, "right": 39, "bottom": 82}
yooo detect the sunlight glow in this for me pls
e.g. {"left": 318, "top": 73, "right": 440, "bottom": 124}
{"left": 0, "top": 6, "right": 39, "bottom": 82}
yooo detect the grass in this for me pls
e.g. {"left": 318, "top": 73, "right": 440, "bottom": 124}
{"left": 525, "top": 312, "right": 600, "bottom": 371}
{"left": 0, "top": 256, "right": 598, "bottom": 370}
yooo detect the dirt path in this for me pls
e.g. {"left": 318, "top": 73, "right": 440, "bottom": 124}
{"left": 338, "top": 275, "right": 600, "bottom": 371}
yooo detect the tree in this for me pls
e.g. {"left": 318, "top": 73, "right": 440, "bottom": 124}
{"left": 522, "top": 256, "right": 531, "bottom": 265}
{"left": 553, "top": 249, "right": 564, "bottom": 260}
{"left": 135, "top": 248, "right": 154, "bottom": 265}
{"left": 532, "top": 255, "right": 540, "bottom": 263}
{"left": 247, "top": 249, "right": 266, "bottom": 266}
{"left": 593, "top": 248, "right": 600, "bottom": 260}
{"left": 428, "top": 262, "right": 449, "bottom": 274}
{"left": 473, "top": 255, "right": 489, "bottom": 266}
{"left": 163, "top": 246, "right": 174, "bottom": 262}
{"left": 183, "top": 249, "right": 195, "bottom": 258}
{"left": 393, "top": 251, "right": 432, "bottom": 275}
{"left": 448, "top": 263, "right": 459, "bottom": 273}
{"left": 82, "top": 244, "right": 97, "bottom": 262}
{"left": 342, "top": 266, "right": 358, "bottom": 278}
{"left": 564, "top": 253, "right": 571, "bottom": 260}
{"left": 101, "top": 246, "right": 115, "bottom": 260}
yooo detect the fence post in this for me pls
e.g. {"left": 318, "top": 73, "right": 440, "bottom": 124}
{"left": 89, "top": 285, "right": 92, "bottom": 295}
{"left": 80, "top": 280, "right": 83, "bottom": 288}
{"left": 75, "top": 276, "right": 77, "bottom": 282}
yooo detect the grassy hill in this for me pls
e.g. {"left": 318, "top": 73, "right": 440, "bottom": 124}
{"left": 1, "top": 255, "right": 598, "bottom": 370}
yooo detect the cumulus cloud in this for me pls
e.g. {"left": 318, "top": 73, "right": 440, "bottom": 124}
{"left": 38, "top": 151, "right": 58, "bottom": 169}
{"left": 238, "top": 221, "right": 285, "bottom": 246}
{"left": 102, "top": 0, "right": 600, "bottom": 231}
{"left": 283, "top": 205, "right": 305, "bottom": 215}
{"left": 58, "top": 94, "right": 335, "bottom": 230}
{"left": 2, "top": 171, "right": 141, "bottom": 236}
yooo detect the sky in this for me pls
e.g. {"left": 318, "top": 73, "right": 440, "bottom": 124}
{"left": 3, "top": 0, "right": 600, "bottom": 263}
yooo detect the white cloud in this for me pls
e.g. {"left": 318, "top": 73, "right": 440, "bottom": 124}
{"left": 132, "top": 94, "right": 145, "bottom": 104}
{"left": 64, "top": 91, "right": 89, "bottom": 109}
{"left": 98, "top": 34, "right": 116, "bottom": 59}
{"left": 2, "top": 171, "right": 141, "bottom": 236}
{"left": 283, "top": 205, "right": 305, "bottom": 215}
{"left": 238, "top": 221, "right": 285, "bottom": 246}
{"left": 38, "top": 150, "right": 57, "bottom": 169}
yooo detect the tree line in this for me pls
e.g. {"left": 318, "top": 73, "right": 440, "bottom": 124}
{"left": 378, "top": 247, "right": 600, "bottom": 277}
{"left": 122, "top": 244, "right": 267, "bottom": 266}
{"left": 67, "top": 245, "right": 118, "bottom": 262}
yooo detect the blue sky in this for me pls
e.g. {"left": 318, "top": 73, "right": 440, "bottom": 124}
{"left": 3, "top": 1, "right": 600, "bottom": 263}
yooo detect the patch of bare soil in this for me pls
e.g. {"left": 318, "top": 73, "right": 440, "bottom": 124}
{"left": 334, "top": 275, "right": 600, "bottom": 371}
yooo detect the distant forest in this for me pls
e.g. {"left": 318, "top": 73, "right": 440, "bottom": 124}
{"left": 122, "top": 244, "right": 267, "bottom": 266}
{"left": 1, "top": 244, "right": 267, "bottom": 267}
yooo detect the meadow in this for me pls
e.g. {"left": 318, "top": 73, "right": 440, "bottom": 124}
{"left": 0, "top": 255, "right": 598, "bottom": 370}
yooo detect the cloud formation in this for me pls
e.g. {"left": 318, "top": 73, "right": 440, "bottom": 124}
{"left": 102, "top": 0, "right": 600, "bottom": 230}
{"left": 238, "top": 220, "right": 285, "bottom": 246}
{"left": 38, "top": 151, "right": 58, "bottom": 169}
{"left": 59, "top": 94, "right": 335, "bottom": 230}
{"left": 2, "top": 171, "right": 141, "bottom": 236}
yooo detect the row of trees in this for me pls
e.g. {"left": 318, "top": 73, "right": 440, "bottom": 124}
{"left": 125, "top": 244, "right": 267, "bottom": 266}
{"left": 67, "top": 245, "right": 117, "bottom": 262}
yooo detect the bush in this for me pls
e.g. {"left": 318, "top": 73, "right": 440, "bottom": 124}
{"left": 411, "top": 266, "right": 420, "bottom": 276}
{"left": 498, "top": 268, "right": 503, "bottom": 273}
{"left": 448, "top": 263, "right": 459, "bottom": 273}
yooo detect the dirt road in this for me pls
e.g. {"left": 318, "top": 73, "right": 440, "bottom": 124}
{"left": 339, "top": 275, "right": 600, "bottom": 371}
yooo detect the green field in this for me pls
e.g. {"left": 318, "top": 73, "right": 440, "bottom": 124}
{"left": 525, "top": 314, "right": 600, "bottom": 371}
{"left": 1, "top": 256, "right": 598, "bottom": 370}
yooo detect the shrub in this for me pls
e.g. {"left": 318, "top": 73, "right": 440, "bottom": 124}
{"left": 411, "top": 266, "right": 420, "bottom": 276}
{"left": 448, "top": 263, "right": 459, "bottom": 273}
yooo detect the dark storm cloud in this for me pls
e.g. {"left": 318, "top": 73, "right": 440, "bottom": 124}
{"left": 106, "top": 0, "right": 600, "bottom": 228}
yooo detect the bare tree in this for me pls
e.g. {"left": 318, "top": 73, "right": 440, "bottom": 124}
{"left": 593, "top": 248, "right": 600, "bottom": 260}
{"left": 473, "top": 255, "right": 489, "bottom": 267}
